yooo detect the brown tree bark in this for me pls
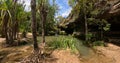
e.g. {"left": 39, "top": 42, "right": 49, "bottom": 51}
{"left": 85, "top": 15, "right": 88, "bottom": 41}
{"left": 31, "top": 0, "right": 39, "bottom": 50}
{"left": 38, "top": 0, "right": 48, "bottom": 54}
{"left": 4, "top": 12, "right": 9, "bottom": 44}
{"left": 7, "top": 0, "right": 18, "bottom": 45}
{"left": 1, "top": 27, "right": 5, "bottom": 38}
{"left": 12, "top": 0, "right": 19, "bottom": 40}
{"left": 41, "top": 14, "right": 46, "bottom": 44}
{"left": 40, "top": 1, "right": 48, "bottom": 46}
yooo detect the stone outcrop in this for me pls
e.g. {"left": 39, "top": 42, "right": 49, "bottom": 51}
{"left": 59, "top": 0, "right": 120, "bottom": 28}
{"left": 59, "top": 0, "right": 120, "bottom": 34}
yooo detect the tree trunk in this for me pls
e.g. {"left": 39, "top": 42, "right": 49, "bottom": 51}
{"left": 39, "top": 1, "right": 48, "bottom": 54}
{"left": 85, "top": 15, "right": 88, "bottom": 41}
{"left": 9, "top": 30, "right": 14, "bottom": 45}
{"left": 1, "top": 26, "right": 6, "bottom": 38}
{"left": 41, "top": 14, "right": 46, "bottom": 44}
{"left": 6, "top": 0, "right": 18, "bottom": 45}
{"left": 22, "top": 31, "right": 26, "bottom": 38}
{"left": 4, "top": 12, "right": 9, "bottom": 44}
{"left": 100, "top": 24, "right": 103, "bottom": 40}
{"left": 31, "top": 0, "right": 39, "bottom": 50}
{"left": 13, "top": 21, "right": 19, "bottom": 39}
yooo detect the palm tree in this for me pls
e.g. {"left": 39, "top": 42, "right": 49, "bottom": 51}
{"left": 0, "top": 0, "right": 13, "bottom": 44}
{"left": 0, "top": 0, "right": 26, "bottom": 46}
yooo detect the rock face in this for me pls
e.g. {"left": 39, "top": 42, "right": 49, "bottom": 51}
{"left": 98, "top": 0, "right": 120, "bottom": 19}
{"left": 108, "top": 0, "right": 120, "bottom": 14}
{"left": 59, "top": 0, "right": 120, "bottom": 35}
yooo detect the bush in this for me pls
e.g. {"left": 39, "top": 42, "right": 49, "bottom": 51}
{"left": 59, "top": 31, "right": 66, "bottom": 35}
{"left": 93, "top": 41, "right": 105, "bottom": 46}
{"left": 48, "top": 31, "right": 55, "bottom": 35}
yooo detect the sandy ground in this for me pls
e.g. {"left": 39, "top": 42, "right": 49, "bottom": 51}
{"left": 95, "top": 43, "right": 120, "bottom": 63}
{"left": 0, "top": 37, "right": 120, "bottom": 63}
{"left": 0, "top": 38, "right": 5, "bottom": 42}
{"left": 0, "top": 38, "right": 81, "bottom": 63}
{"left": 51, "top": 49, "right": 81, "bottom": 63}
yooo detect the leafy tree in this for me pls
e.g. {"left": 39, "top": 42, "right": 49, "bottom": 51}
{"left": 45, "top": 3, "right": 57, "bottom": 35}
{"left": 19, "top": 11, "right": 31, "bottom": 38}
{"left": 0, "top": 0, "right": 13, "bottom": 44}
{"left": 36, "top": 1, "right": 58, "bottom": 35}
{"left": 37, "top": 0, "right": 49, "bottom": 48}
{"left": 68, "top": 0, "right": 77, "bottom": 7}
{"left": 37, "top": 0, "right": 58, "bottom": 42}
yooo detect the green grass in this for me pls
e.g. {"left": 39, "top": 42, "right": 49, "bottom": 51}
{"left": 37, "top": 35, "right": 106, "bottom": 54}
{"left": 37, "top": 35, "right": 82, "bottom": 53}
{"left": 37, "top": 36, "right": 56, "bottom": 43}
{"left": 46, "top": 35, "right": 78, "bottom": 51}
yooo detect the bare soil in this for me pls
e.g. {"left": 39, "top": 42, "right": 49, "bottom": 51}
{"left": 94, "top": 43, "right": 120, "bottom": 63}
{"left": 0, "top": 37, "right": 120, "bottom": 63}
{"left": 0, "top": 38, "right": 82, "bottom": 63}
{"left": 51, "top": 49, "right": 81, "bottom": 63}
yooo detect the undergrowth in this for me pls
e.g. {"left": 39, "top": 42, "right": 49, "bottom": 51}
{"left": 48, "top": 35, "right": 78, "bottom": 52}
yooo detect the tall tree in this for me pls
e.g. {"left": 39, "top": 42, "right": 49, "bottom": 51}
{"left": 38, "top": 0, "right": 49, "bottom": 46}
{"left": 31, "top": 0, "right": 39, "bottom": 50}
{"left": 0, "top": 0, "right": 12, "bottom": 44}
{"left": 36, "top": 0, "right": 58, "bottom": 36}
{"left": 0, "top": 0, "right": 17, "bottom": 45}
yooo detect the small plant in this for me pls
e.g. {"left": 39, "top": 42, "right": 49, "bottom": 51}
{"left": 86, "top": 32, "right": 93, "bottom": 41}
{"left": 93, "top": 41, "right": 105, "bottom": 46}
{"left": 59, "top": 31, "right": 66, "bottom": 35}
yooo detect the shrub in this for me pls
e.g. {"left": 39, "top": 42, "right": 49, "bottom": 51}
{"left": 93, "top": 41, "right": 105, "bottom": 46}
{"left": 48, "top": 31, "right": 55, "bottom": 35}
{"left": 59, "top": 31, "right": 66, "bottom": 35}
